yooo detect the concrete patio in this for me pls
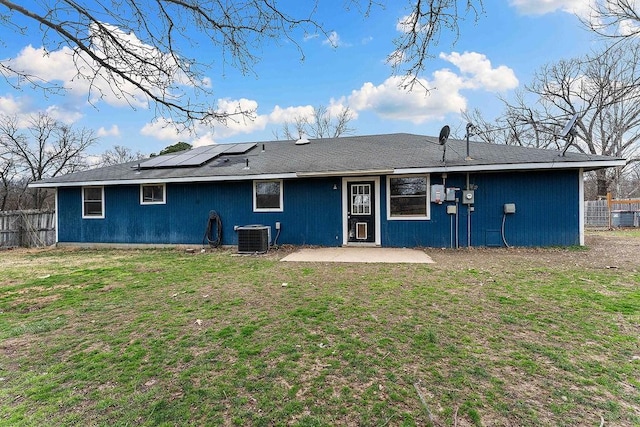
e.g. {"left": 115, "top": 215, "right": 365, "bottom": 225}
{"left": 280, "top": 247, "right": 434, "bottom": 263}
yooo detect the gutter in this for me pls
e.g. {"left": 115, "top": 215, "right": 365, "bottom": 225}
{"left": 28, "top": 159, "right": 626, "bottom": 189}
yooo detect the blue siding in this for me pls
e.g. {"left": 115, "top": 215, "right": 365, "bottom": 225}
{"left": 58, "top": 170, "right": 580, "bottom": 247}
{"left": 58, "top": 178, "right": 343, "bottom": 246}
{"left": 470, "top": 171, "right": 580, "bottom": 247}
{"left": 380, "top": 170, "right": 580, "bottom": 247}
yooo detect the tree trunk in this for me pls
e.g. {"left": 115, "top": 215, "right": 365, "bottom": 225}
{"left": 595, "top": 169, "right": 609, "bottom": 198}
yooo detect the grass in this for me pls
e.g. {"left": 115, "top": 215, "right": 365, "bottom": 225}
{"left": 0, "top": 240, "right": 639, "bottom": 426}
{"left": 592, "top": 227, "right": 640, "bottom": 238}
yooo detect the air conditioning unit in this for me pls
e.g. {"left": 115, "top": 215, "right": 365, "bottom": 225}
{"left": 237, "top": 225, "right": 270, "bottom": 254}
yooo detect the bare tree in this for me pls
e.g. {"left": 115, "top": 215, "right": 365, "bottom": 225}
{"left": 0, "top": 0, "right": 327, "bottom": 129}
{"left": 0, "top": 156, "right": 16, "bottom": 210}
{"left": 100, "top": 145, "right": 146, "bottom": 166}
{"left": 389, "top": 0, "right": 484, "bottom": 89}
{"left": 0, "top": 113, "right": 97, "bottom": 209}
{"left": 275, "top": 105, "right": 355, "bottom": 140}
{"left": 1, "top": 1, "right": 483, "bottom": 127}
{"left": 465, "top": 43, "right": 640, "bottom": 197}
{"left": 581, "top": 0, "right": 640, "bottom": 40}
{"left": 464, "top": 90, "right": 571, "bottom": 150}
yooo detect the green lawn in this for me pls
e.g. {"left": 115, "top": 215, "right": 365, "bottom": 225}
{"left": 0, "top": 239, "right": 639, "bottom": 426}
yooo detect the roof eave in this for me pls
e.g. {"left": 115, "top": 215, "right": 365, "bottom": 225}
{"left": 28, "top": 159, "right": 625, "bottom": 188}
{"left": 394, "top": 159, "right": 626, "bottom": 174}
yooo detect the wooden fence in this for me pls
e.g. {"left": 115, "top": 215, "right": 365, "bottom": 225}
{"left": 584, "top": 194, "right": 640, "bottom": 228}
{"left": 0, "top": 210, "right": 55, "bottom": 248}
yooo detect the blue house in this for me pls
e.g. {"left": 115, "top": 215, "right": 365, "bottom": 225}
{"left": 30, "top": 133, "right": 624, "bottom": 248}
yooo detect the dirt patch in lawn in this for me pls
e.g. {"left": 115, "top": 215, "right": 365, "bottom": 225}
{"left": 426, "top": 232, "right": 639, "bottom": 272}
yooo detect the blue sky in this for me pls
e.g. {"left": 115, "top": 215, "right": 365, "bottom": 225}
{"left": 0, "top": 0, "right": 602, "bottom": 158}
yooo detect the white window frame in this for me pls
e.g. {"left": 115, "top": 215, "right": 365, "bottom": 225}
{"left": 140, "top": 183, "right": 166, "bottom": 205}
{"left": 386, "top": 175, "right": 430, "bottom": 220}
{"left": 82, "top": 186, "right": 105, "bottom": 219}
{"left": 253, "top": 179, "right": 283, "bottom": 212}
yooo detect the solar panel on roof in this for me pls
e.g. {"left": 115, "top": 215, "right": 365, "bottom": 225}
{"left": 222, "top": 142, "right": 257, "bottom": 154}
{"left": 175, "top": 153, "right": 220, "bottom": 166}
{"left": 139, "top": 142, "right": 257, "bottom": 169}
{"left": 139, "top": 156, "right": 175, "bottom": 168}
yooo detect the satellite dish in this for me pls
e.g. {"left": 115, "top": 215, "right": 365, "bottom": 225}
{"left": 559, "top": 112, "right": 579, "bottom": 139}
{"left": 439, "top": 125, "right": 450, "bottom": 145}
{"left": 439, "top": 125, "right": 450, "bottom": 162}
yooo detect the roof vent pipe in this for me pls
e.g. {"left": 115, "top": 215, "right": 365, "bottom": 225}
{"left": 295, "top": 133, "right": 310, "bottom": 145}
{"left": 465, "top": 123, "right": 474, "bottom": 160}
{"left": 244, "top": 159, "right": 250, "bottom": 170}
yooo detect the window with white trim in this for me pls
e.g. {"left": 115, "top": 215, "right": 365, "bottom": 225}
{"left": 387, "top": 175, "right": 430, "bottom": 220}
{"left": 140, "top": 183, "right": 166, "bottom": 205}
{"left": 82, "top": 186, "right": 104, "bottom": 218}
{"left": 253, "top": 179, "right": 283, "bottom": 212}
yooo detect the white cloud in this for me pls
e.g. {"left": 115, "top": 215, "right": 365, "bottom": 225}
{"left": 347, "top": 51, "right": 518, "bottom": 124}
{"left": 8, "top": 45, "right": 78, "bottom": 85}
{"left": 303, "top": 33, "right": 320, "bottom": 42}
{"left": 0, "top": 94, "right": 83, "bottom": 127}
{"left": 139, "top": 50, "right": 517, "bottom": 139}
{"left": 201, "top": 77, "right": 213, "bottom": 89}
{"left": 439, "top": 51, "right": 519, "bottom": 91}
{"left": 268, "top": 105, "right": 315, "bottom": 123}
{"left": 140, "top": 118, "right": 185, "bottom": 142}
{"left": 3, "top": 23, "right": 201, "bottom": 113}
{"left": 213, "top": 98, "right": 268, "bottom": 138}
{"left": 396, "top": 12, "right": 430, "bottom": 33}
{"left": 619, "top": 19, "right": 640, "bottom": 36}
{"left": 191, "top": 132, "right": 216, "bottom": 147}
{"left": 327, "top": 99, "right": 357, "bottom": 119}
{"left": 348, "top": 74, "right": 467, "bottom": 124}
{"left": 323, "top": 31, "right": 345, "bottom": 47}
{"left": 6, "top": 44, "right": 149, "bottom": 109}
{"left": 508, "top": 0, "right": 593, "bottom": 16}
{"left": 97, "top": 125, "right": 120, "bottom": 137}
{"left": 44, "top": 105, "right": 83, "bottom": 124}
{"left": 140, "top": 97, "right": 269, "bottom": 144}
{"left": 0, "top": 95, "right": 27, "bottom": 116}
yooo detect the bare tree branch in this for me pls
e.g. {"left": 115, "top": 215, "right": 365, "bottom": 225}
{"left": 275, "top": 105, "right": 356, "bottom": 140}
{"left": 581, "top": 0, "right": 640, "bottom": 40}
{"left": 100, "top": 145, "right": 147, "bottom": 166}
{"left": 0, "top": 0, "right": 326, "bottom": 129}
{"left": 468, "top": 42, "right": 640, "bottom": 197}
{"left": 0, "top": 113, "right": 97, "bottom": 209}
{"left": 0, "top": 1, "right": 486, "bottom": 124}
{"left": 389, "top": 0, "right": 484, "bottom": 89}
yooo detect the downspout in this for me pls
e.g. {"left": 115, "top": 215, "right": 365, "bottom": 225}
{"left": 466, "top": 173, "right": 471, "bottom": 248}
{"left": 54, "top": 188, "right": 59, "bottom": 246}
{"left": 465, "top": 123, "right": 473, "bottom": 247}
{"left": 579, "top": 168, "right": 585, "bottom": 246}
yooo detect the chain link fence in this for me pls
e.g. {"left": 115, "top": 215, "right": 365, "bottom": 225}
{"left": 585, "top": 199, "right": 640, "bottom": 229}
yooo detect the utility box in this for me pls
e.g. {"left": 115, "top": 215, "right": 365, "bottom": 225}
{"left": 431, "top": 185, "right": 445, "bottom": 204}
{"left": 503, "top": 203, "right": 516, "bottom": 214}
{"left": 462, "top": 190, "right": 474, "bottom": 205}
{"left": 446, "top": 205, "right": 457, "bottom": 215}
{"left": 445, "top": 188, "right": 457, "bottom": 202}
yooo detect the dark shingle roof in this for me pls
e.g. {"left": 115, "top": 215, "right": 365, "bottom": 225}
{"left": 32, "top": 133, "right": 625, "bottom": 187}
